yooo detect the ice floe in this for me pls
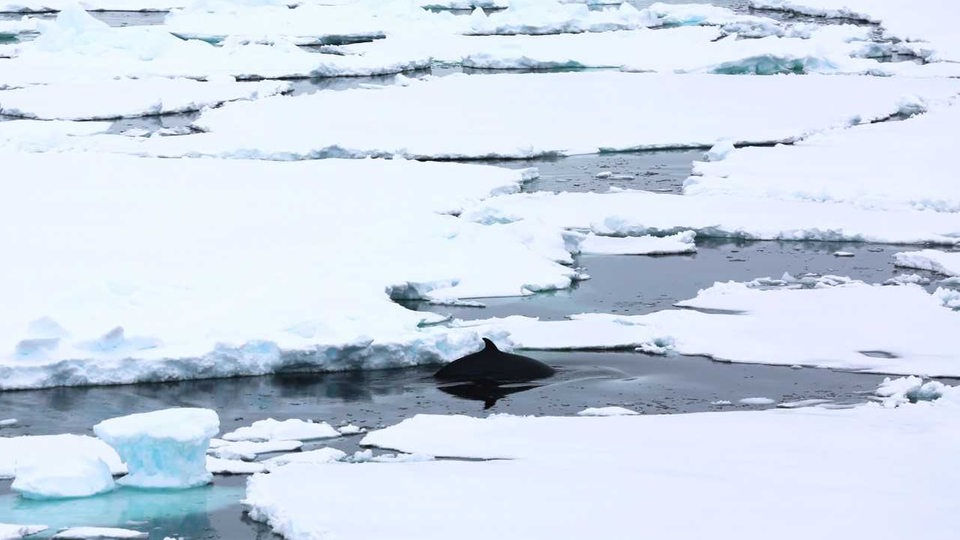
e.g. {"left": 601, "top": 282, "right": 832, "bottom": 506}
{"left": 247, "top": 396, "right": 960, "bottom": 539}
{"left": 576, "top": 406, "right": 638, "bottom": 416}
{"left": 11, "top": 454, "right": 116, "bottom": 500}
{"left": 222, "top": 418, "right": 340, "bottom": 442}
{"left": 261, "top": 448, "right": 347, "bottom": 470}
{"left": 463, "top": 189, "right": 960, "bottom": 245}
{"left": 205, "top": 456, "right": 267, "bottom": 474}
{"left": 0, "top": 524, "right": 48, "bottom": 540}
{"left": 93, "top": 408, "right": 220, "bottom": 488}
{"left": 87, "top": 72, "right": 960, "bottom": 160}
{"left": 578, "top": 231, "right": 696, "bottom": 255}
{"left": 689, "top": 103, "right": 960, "bottom": 213}
{"left": 0, "top": 78, "right": 289, "bottom": 120}
{"left": 0, "top": 434, "right": 125, "bottom": 479}
{"left": 753, "top": 0, "right": 960, "bottom": 61}
{"left": 458, "top": 280, "right": 960, "bottom": 376}
{"left": 875, "top": 375, "right": 952, "bottom": 407}
{"left": 895, "top": 249, "right": 960, "bottom": 277}
{"left": 51, "top": 527, "right": 147, "bottom": 539}
{"left": 0, "top": 152, "right": 561, "bottom": 389}
{"left": 208, "top": 440, "right": 303, "bottom": 460}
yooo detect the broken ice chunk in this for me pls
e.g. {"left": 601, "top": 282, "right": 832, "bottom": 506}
{"left": 94, "top": 408, "right": 220, "bottom": 489}
{"left": 703, "top": 139, "right": 735, "bottom": 161}
{"left": 51, "top": 527, "right": 147, "bottom": 539}
{"left": 577, "top": 406, "right": 639, "bottom": 417}
{"left": 222, "top": 418, "right": 340, "bottom": 442}
{"left": 11, "top": 453, "right": 115, "bottom": 500}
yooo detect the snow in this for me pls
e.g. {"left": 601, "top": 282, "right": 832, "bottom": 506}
{"left": 93, "top": 408, "right": 219, "bottom": 488}
{"left": 337, "top": 424, "right": 365, "bottom": 435}
{"left": 457, "top": 280, "right": 960, "bottom": 376}
{"left": 205, "top": 456, "right": 267, "bottom": 474}
{"left": 576, "top": 406, "right": 638, "bottom": 416}
{"left": 688, "top": 104, "right": 960, "bottom": 213}
{"left": 463, "top": 189, "right": 960, "bottom": 245}
{"left": 0, "top": 419, "right": 16, "bottom": 427}
{"left": 579, "top": 231, "right": 696, "bottom": 255}
{"left": 0, "top": 434, "right": 125, "bottom": 479}
{"left": 739, "top": 397, "right": 775, "bottom": 405}
{"left": 0, "top": 152, "right": 550, "bottom": 389}
{"left": 247, "top": 397, "right": 960, "bottom": 539}
{"left": 51, "top": 527, "right": 147, "bottom": 539}
{"left": 209, "top": 440, "right": 302, "bottom": 460}
{"left": 0, "top": 78, "right": 289, "bottom": 120}
{"left": 752, "top": 0, "right": 960, "bottom": 62}
{"left": 11, "top": 454, "right": 115, "bottom": 500}
{"left": 97, "top": 72, "right": 960, "bottom": 160}
{"left": 261, "top": 448, "right": 347, "bottom": 470}
{"left": 222, "top": 418, "right": 340, "bottom": 442}
{"left": 875, "top": 375, "right": 952, "bottom": 407}
{"left": 0, "top": 524, "right": 47, "bottom": 540}
{"left": 895, "top": 249, "right": 960, "bottom": 277}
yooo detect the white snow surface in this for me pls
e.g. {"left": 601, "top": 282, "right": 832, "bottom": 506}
{"left": 51, "top": 527, "right": 147, "bottom": 539}
{"left": 93, "top": 408, "right": 219, "bottom": 488}
{"left": 752, "top": 0, "right": 960, "bottom": 61}
{"left": 0, "top": 434, "right": 125, "bottom": 479}
{"left": 895, "top": 249, "right": 960, "bottom": 277}
{"left": 261, "top": 448, "right": 347, "bottom": 470}
{"left": 0, "top": 524, "right": 47, "bottom": 540}
{"left": 247, "top": 398, "right": 960, "bottom": 539}
{"left": 579, "top": 231, "right": 696, "bottom": 255}
{"left": 576, "top": 406, "right": 638, "bottom": 416}
{"left": 222, "top": 418, "right": 339, "bottom": 442}
{"left": 458, "top": 280, "right": 960, "bottom": 376}
{"left": 11, "top": 453, "right": 115, "bottom": 500}
{"left": 0, "top": 152, "right": 558, "bottom": 390}
{"left": 463, "top": 189, "right": 960, "bottom": 245}
{"left": 0, "top": 78, "right": 289, "bottom": 120}
{"left": 101, "top": 72, "right": 960, "bottom": 160}
{"left": 688, "top": 103, "right": 960, "bottom": 212}
{"left": 208, "top": 440, "right": 302, "bottom": 460}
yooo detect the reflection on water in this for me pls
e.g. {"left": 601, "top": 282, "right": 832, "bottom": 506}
{"left": 438, "top": 381, "right": 542, "bottom": 409}
{"left": 0, "top": 482, "right": 244, "bottom": 536}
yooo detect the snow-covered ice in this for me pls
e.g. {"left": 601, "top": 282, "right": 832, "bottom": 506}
{"left": 739, "top": 397, "right": 775, "bottom": 405}
{"left": 51, "top": 527, "right": 147, "bottom": 539}
{"left": 261, "top": 448, "right": 347, "bottom": 470}
{"left": 578, "top": 231, "right": 696, "bottom": 255}
{"left": 0, "top": 78, "right": 289, "bottom": 120}
{"left": 895, "top": 249, "right": 960, "bottom": 277}
{"left": 222, "top": 418, "right": 340, "bottom": 442}
{"left": 205, "top": 457, "right": 267, "bottom": 475}
{"left": 11, "top": 454, "right": 116, "bottom": 500}
{"left": 688, "top": 103, "right": 960, "bottom": 212}
{"left": 102, "top": 72, "right": 960, "bottom": 160}
{"left": 576, "top": 406, "right": 638, "bottom": 416}
{"left": 0, "top": 152, "right": 560, "bottom": 389}
{"left": 0, "top": 434, "right": 125, "bottom": 479}
{"left": 0, "top": 418, "right": 16, "bottom": 427}
{"left": 208, "top": 440, "right": 302, "bottom": 461}
{"left": 0, "top": 524, "right": 47, "bottom": 540}
{"left": 458, "top": 279, "right": 960, "bottom": 376}
{"left": 93, "top": 408, "right": 220, "bottom": 488}
{"left": 246, "top": 394, "right": 960, "bottom": 539}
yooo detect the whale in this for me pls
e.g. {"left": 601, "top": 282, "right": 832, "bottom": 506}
{"left": 434, "top": 338, "right": 555, "bottom": 384}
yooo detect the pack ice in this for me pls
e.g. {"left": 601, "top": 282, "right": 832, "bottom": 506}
{"left": 93, "top": 408, "right": 220, "bottom": 488}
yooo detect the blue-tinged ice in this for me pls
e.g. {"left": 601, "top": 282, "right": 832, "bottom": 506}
{"left": 93, "top": 408, "right": 220, "bottom": 489}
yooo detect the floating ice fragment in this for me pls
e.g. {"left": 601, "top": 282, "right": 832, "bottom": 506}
{"left": 833, "top": 251, "right": 854, "bottom": 257}
{"left": 704, "top": 140, "right": 735, "bottom": 162}
{"left": 0, "top": 524, "right": 48, "bottom": 539}
{"left": 206, "top": 457, "right": 266, "bottom": 475}
{"left": 94, "top": 408, "right": 220, "bottom": 489}
{"left": 594, "top": 171, "right": 613, "bottom": 179}
{"left": 337, "top": 424, "right": 365, "bottom": 435}
{"left": 711, "top": 400, "right": 733, "bottom": 405}
{"left": 209, "top": 440, "right": 302, "bottom": 461}
{"left": 51, "top": 527, "right": 147, "bottom": 539}
{"left": 739, "top": 397, "right": 776, "bottom": 405}
{"left": 895, "top": 249, "right": 960, "bottom": 277}
{"left": 222, "top": 418, "right": 340, "bottom": 442}
{"left": 884, "top": 274, "right": 931, "bottom": 286}
{"left": 262, "top": 448, "right": 347, "bottom": 470}
{"left": 579, "top": 231, "right": 696, "bottom": 256}
{"left": 876, "top": 376, "right": 947, "bottom": 407}
{"left": 577, "top": 406, "right": 639, "bottom": 416}
{"left": 0, "top": 434, "right": 125, "bottom": 480}
{"left": 0, "top": 418, "right": 16, "bottom": 427}
{"left": 777, "top": 399, "right": 832, "bottom": 409}
{"left": 12, "top": 454, "right": 115, "bottom": 500}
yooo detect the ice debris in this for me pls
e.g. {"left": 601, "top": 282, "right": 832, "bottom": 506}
{"left": 11, "top": 454, "right": 115, "bottom": 500}
{"left": 577, "top": 406, "right": 639, "bottom": 417}
{"left": 51, "top": 527, "right": 147, "bottom": 539}
{"left": 222, "top": 418, "right": 340, "bottom": 442}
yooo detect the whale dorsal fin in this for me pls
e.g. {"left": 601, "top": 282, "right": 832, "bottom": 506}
{"left": 482, "top": 338, "right": 499, "bottom": 352}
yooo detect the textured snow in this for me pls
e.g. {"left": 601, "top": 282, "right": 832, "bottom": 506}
{"left": 94, "top": 72, "right": 960, "bottom": 160}
{"left": 689, "top": 104, "right": 960, "bottom": 212}
{"left": 0, "top": 78, "right": 289, "bottom": 120}
{"left": 51, "top": 527, "right": 147, "bottom": 539}
{"left": 0, "top": 152, "right": 551, "bottom": 389}
{"left": 208, "top": 440, "right": 302, "bottom": 461}
{"left": 576, "top": 406, "right": 638, "bottom": 416}
{"left": 222, "top": 418, "right": 340, "bottom": 442}
{"left": 93, "top": 408, "right": 219, "bottom": 488}
{"left": 262, "top": 448, "right": 348, "bottom": 470}
{"left": 579, "top": 231, "right": 696, "bottom": 255}
{"left": 463, "top": 189, "right": 960, "bottom": 245}
{"left": 895, "top": 249, "right": 960, "bottom": 277}
{"left": 752, "top": 0, "right": 960, "bottom": 61}
{"left": 0, "top": 524, "right": 47, "bottom": 540}
{"left": 0, "top": 434, "right": 125, "bottom": 479}
{"left": 459, "top": 280, "right": 960, "bottom": 376}
{"left": 247, "top": 397, "right": 960, "bottom": 539}
{"left": 205, "top": 456, "right": 267, "bottom": 474}
{"left": 11, "top": 454, "right": 115, "bottom": 500}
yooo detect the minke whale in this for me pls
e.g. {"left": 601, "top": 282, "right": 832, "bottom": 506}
{"left": 434, "top": 338, "right": 555, "bottom": 384}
